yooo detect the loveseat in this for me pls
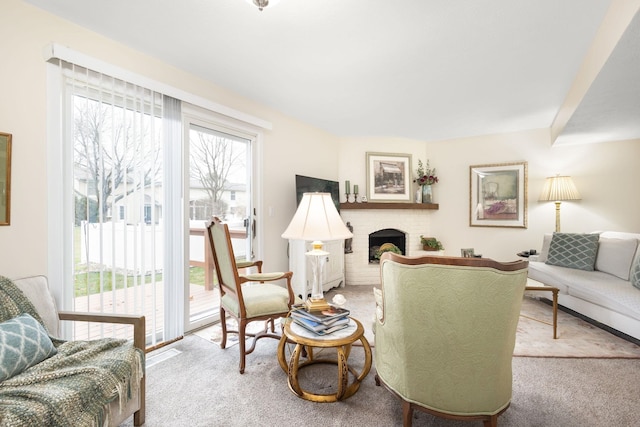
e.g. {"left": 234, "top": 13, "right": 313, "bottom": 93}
{"left": 0, "top": 275, "right": 145, "bottom": 426}
{"left": 528, "top": 231, "right": 640, "bottom": 341}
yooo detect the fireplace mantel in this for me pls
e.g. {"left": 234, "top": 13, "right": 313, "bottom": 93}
{"left": 340, "top": 202, "right": 439, "bottom": 210}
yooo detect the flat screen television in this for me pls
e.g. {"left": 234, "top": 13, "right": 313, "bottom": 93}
{"left": 295, "top": 174, "right": 341, "bottom": 213}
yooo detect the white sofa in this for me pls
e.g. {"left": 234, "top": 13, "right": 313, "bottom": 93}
{"left": 528, "top": 231, "right": 640, "bottom": 341}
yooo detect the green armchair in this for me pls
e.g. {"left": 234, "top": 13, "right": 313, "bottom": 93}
{"left": 374, "top": 253, "right": 528, "bottom": 427}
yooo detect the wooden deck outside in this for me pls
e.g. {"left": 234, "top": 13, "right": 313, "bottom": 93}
{"left": 70, "top": 281, "right": 220, "bottom": 345}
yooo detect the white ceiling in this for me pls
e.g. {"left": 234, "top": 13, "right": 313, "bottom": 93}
{"left": 25, "top": 0, "right": 639, "bottom": 144}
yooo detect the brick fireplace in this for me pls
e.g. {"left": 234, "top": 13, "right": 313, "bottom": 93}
{"left": 340, "top": 208, "right": 436, "bottom": 286}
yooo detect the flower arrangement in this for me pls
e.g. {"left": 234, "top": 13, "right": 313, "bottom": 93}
{"left": 414, "top": 159, "right": 439, "bottom": 186}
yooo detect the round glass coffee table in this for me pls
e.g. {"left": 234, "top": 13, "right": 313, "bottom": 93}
{"left": 277, "top": 317, "right": 372, "bottom": 402}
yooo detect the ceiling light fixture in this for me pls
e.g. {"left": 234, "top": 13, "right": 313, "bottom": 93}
{"left": 250, "top": 0, "right": 280, "bottom": 11}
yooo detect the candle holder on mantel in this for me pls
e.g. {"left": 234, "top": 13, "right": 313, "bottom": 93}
{"left": 345, "top": 192, "right": 359, "bottom": 203}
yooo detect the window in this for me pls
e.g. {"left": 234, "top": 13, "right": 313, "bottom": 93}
{"left": 48, "top": 59, "right": 182, "bottom": 346}
{"left": 46, "top": 45, "right": 269, "bottom": 345}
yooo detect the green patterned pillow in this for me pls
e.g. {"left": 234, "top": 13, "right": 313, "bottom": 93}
{"left": 631, "top": 255, "right": 640, "bottom": 290}
{"left": 545, "top": 233, "right": 599, "bottom": 271}
{"left": 0, "top": 313, "right": 57, "bottom": 381}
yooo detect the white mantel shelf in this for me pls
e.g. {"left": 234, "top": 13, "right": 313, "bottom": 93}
{"left": 340, "top": 202, "right": 439, "bottom": 210}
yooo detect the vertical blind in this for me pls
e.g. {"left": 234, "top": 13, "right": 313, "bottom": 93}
{"left": 52, "top": 59, "right": 182, "bottom": 346}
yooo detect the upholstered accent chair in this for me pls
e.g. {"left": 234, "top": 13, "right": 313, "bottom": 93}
{"left": 206, "top": 217, "right": 297, "bottom": 374}
{"left": 9, "top": 275, "right": 145, "bottom": 426}
{"left": 374, "top": 253, "right": 528, "bottom": 427}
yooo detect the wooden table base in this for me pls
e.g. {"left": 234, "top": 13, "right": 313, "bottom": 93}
{"left": 524, "top": 282, "right": 559, "bottom": 339}
{"left": 277, "top": 317, "right": 372, "bottom": 402}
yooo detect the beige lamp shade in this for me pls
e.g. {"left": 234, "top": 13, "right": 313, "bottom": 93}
{"left": 282, "top": 192, "right": 353, "bottom": 241}
{"left": 539, "top": 175, "right": 581, "bottom": 232}
{"left": 539, "top": 175, "right": 581, "bottom": 202}
{"left": 282, "top": 192, "right": 352, "bottom": 310}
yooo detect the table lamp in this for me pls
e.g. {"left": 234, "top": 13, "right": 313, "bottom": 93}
{"left": 282, "top": 192, "right": 353, "bottom": 311}
{"left": 539, "top": 175, "right": 581, "bottom": 232}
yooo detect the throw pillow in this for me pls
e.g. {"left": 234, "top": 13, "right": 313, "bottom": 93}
{"left": 0, "top": 313, "right": 58, "bottom": 381}
{"left": 631, "top": 255, "right": 640, "bottom": 291}
{"left": 536, "top": 233, "right": 553, "bottom": 263}
{"left": 595, "top": 237, "right": 639, "bottom": 280}
{"left": 545, "top": 233, "right": 599, "bottom": 271}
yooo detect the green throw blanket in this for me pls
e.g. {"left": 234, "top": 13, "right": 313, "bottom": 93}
{"left": 0, "top": 276, "right": 144, "bottom": 427}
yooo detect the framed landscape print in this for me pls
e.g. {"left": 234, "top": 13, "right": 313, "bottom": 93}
{"left": 366, "top": 152, "right": 412, "bottom": 202}
{"left": 469, "top": 161, "right": 527, "bottom": 228}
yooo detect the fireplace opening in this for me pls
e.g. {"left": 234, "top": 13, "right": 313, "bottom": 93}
{"left": 369, "top": 228, "right": 406, "bottom": 263}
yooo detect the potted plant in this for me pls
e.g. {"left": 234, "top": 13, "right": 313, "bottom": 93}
{"left": 420, "top": 235, "right": 444, "bottom": 251}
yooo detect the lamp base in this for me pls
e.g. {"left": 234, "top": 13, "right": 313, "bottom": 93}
{"left": 305, "top": 297, "right": 331, "bottom": 312}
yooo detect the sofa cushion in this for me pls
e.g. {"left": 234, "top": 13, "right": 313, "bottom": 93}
{"left": 535, "top": 233, "right": 553, "bottom": 263}
{"left": 546, "top": 233, "right": 599, "bottom": 271}
{"left": 529, "top": 261, "right": 640, "bottom": 321}
{"left": 527, "top": 261, "right": 571, "bottom": 294}
{"left": 0, "top": 313, "right": 58, "bottom": 381}
{"left": 631, "top": 255, "right": 640, "bottom": 291}
{"left": 566, "top": 273, "right": 640, "bottom": 322}
{"left": 11, "top": 275, "right": 60, "bottom": 337}
{"left": 595, "top": 237, "right": 638, "bottom": 280}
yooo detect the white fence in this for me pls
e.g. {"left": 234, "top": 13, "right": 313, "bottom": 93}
{"left": 80, "top": 221, "right": 248, "bottom": 273}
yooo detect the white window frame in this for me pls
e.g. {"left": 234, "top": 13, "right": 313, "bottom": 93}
{"left": 45, "top": 44, "right": 269, "bottom": 339}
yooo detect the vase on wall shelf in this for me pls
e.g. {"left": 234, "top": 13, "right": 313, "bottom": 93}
{"left": 422, "top": 184, "right": 433, "bottom": 204}
{"left": 415, "top": 187, "right": 422, "bottom": 203}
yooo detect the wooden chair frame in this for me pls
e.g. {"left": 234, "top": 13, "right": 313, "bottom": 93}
{"left": 58, "top": 311, "right": 146, "bottom": 426}
{"left": 206, "top": 217, "right": 295, "bottom": 373}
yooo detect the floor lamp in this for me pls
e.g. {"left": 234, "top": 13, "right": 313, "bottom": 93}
{"left": 539, "top": 175, "right": 581, "bottom": 232}
{"left": 282, "top": 192, "right": 353, "bottom": 311}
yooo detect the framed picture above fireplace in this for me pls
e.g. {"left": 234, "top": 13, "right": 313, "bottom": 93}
{"left": 366, "top": 152, "right": 412, "bottom": 203}
{"left": 469, "top": 161, "right": 527, "bottom": 228}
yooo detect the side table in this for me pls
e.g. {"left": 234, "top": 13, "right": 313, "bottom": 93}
{"left": 524, "top": 278, "right": 559, "bottom": 339}
{"left": 277, "top": 317, "right": 372, "bottom": 402}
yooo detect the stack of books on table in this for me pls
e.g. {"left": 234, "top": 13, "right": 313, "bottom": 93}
{"left": 290, "top": 304, "right": 351, "bottom": 335}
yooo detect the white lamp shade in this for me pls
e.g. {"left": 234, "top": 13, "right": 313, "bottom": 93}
{"left": 539, "top": 175, "right": 581, "bottom": 202}
{"left": 281, "top": 193, "right": 353, "bottom": 241}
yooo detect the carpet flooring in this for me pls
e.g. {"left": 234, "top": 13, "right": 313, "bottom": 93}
{"left": 201, "top": 285, "right": 640, "bottom": 358}
{"left": 121, "top": 286, "right": 640, "bottom": 426}
{"left": 122, "top": 332, "right": 640, "bottom": 427}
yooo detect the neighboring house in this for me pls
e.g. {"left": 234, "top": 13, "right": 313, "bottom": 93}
{"left": 75, "top": 168, "right": 247, "bottom": 225}
{"left": 188, "top": 179, "right": 248, "bottom": 223}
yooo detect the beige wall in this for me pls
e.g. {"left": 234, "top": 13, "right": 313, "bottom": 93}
{"left": 0, "top": 0, "right": 338, "bottom": 278}
{"left": 1, "top": 0, "right": 639, "bottom": 281}
{"left": 338, "top": 130, "right": 640, "bottom": 262}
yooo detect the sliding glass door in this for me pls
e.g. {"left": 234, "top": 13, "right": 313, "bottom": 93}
{"left": 184, "top": 110, "right": 255, "bottom": 331}
{"left": 48, "top": 58, "right": 261, "bottom": 345}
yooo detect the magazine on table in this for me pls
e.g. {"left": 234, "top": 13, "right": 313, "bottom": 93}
{"left": 293, "top": 317, "right": 351, "bottom": 335}
{"left": 290, "top": 304, "right": 350, "bottom": 324}
{"left": 292, "top": 315, "right": 350, "bottom": 333}
{"left": 290, "top": 310, "right": 350, "bottom": 327}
